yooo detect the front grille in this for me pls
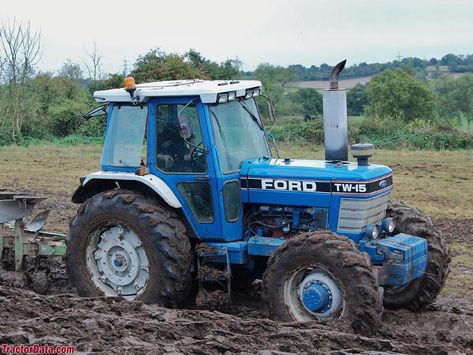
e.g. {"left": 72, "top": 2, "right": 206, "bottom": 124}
{"left": 337, "top": 193, "right": 390, "bottom": 233}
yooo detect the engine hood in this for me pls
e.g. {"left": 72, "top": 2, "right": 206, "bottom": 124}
{"left": 240, "top": 158, "right": 393, "bottom": 196}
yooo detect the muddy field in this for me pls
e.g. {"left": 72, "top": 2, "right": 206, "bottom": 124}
{"left": 0, "top": 195, "right": 471, "bottom": 354}
{"left": 1, "top": 145, "right": 472, "bottom": 354}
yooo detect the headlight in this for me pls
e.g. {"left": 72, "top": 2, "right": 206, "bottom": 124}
{"left": 382, "top": 218, "right": 396, "bottom": 233}
{"left": 366, "top": 224, "right": 380, "bottom": 239}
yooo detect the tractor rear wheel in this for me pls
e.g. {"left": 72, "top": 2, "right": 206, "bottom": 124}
{"left": 263, "top": 231, "right": 382, "bottom": 336}
{"left": 384, "top": 202, "right": 450, "bottom": 310}
{"left": 66, "top": 189, "right": 194, "bottom": 307}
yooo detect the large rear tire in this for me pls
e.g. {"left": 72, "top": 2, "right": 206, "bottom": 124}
{"left": 263, "top": 231, "right": 382, "bottom": 336}
{"left": 384, "top": 202, "right": 450, "bottom": 310}
{"left": 66, "top": 189, "right": 194, "bottom": 307}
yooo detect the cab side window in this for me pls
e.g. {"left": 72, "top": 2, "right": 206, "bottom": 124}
{"left": 156, "top": 103, "right": 207, "bottom": 173}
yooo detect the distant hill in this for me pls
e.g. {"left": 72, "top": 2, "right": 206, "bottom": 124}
{"left": 290, "top": 69, "right": 471, "bottom": 90}
{"left": 289, "top": 76, "right": 373, "bottom": 90}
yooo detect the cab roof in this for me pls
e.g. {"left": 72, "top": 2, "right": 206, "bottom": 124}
{"left": 94, "top": 79, "right": 262, "bottom": 104}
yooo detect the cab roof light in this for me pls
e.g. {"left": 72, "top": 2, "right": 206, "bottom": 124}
{"left": 228, "top": 91, "right": 237, "bottom": 101}
{"left": 244, "top": 88, "right": 261, "bottom": 99}
{"left": 217, "top": 93, "right": 229, "bottom": 103}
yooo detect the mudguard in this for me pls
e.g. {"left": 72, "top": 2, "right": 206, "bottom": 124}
{"left": 72, "top": 171, "right": 182, "bottom": 208}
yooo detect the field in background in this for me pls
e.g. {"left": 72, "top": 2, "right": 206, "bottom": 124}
{"left": 0, "top": 143, "right": 471, "bottom": 299}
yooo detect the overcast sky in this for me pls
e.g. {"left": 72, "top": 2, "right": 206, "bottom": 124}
{"left": 3, "top": 0, "right": 473, "bottom": 74}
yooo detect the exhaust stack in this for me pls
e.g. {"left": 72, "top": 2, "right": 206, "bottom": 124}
{"left": 323, "top": 60, "right": 348, "bottom": 161}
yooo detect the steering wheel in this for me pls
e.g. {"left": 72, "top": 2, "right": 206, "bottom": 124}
{"left": 190, "top": 141, "right": 206, "bottom": 171}
{"left": 190, "top": 141, "right": 205, "bottom": 160}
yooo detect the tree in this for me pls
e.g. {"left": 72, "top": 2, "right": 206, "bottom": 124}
{"left": 434, "top": 74, "right": 473, "bottom": 130}
{"left": 59, "top": 59, "right": 82, "bottom": 81}
{"left": 0, "top": 18, "right": 41, "bottom": 141}
{"left": 185, "top": 49, "right": 240, "bottom": 80}
{"left": 347, "top": 83, "right": 368, "bottom": 116}
{"left": 364, "top": 69, "right": 435, "bottom": 123}
{"left": 131, "top": 49, "right": 204, "bottom": 82}
{"left": 84, "top": 41, "right": 104, "bottom": 91}
{"left": 288, "top": 88, "right": 322, "bottom": 120}
{"left": 131, "top": 48, "right": 242, "bottom": 83}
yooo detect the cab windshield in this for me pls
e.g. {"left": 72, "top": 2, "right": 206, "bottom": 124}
{"left": 209, "top": 98, "right": 270, "bottom": 174}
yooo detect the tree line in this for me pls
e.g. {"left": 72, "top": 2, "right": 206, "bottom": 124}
{"left": 244, "top": 53, "right": 473, "bottom": 81}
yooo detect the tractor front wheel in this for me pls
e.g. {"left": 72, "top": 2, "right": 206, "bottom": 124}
{"left": 66, "top": 189, "right": 194, "bottom": 307}
{"left": 384, "top": 202, "right": 450, "bottom": 310}
{"left": 263, "top": 231, "right": 382, "bottom": 336}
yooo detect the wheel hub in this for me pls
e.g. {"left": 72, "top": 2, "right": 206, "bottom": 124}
{"left": 86, "top": 226, "right": 149, "bottom": 298}
{"left": 301, "top": 281, "right": 332, "bottom": 313}
{"left": 284, "top": 267, "right": 344, "bottom": 320}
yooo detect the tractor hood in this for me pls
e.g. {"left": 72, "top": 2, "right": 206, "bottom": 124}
{"left": 240, "top": 158, "right": 393, "bottom": 205}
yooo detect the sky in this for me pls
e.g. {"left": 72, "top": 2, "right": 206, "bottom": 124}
{"left": 2, "top": 0, "right": 473, "bottom": 74}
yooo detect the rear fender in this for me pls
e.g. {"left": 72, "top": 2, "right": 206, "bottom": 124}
{"left": 71, "top": 171, "right": 182, "bottom": 208}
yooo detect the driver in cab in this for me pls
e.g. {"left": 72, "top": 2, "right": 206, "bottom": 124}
{"left": 156, "top": 114, "right": 196, "bottom": 172}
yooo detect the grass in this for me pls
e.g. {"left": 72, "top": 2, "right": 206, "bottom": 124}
{"left": 0, "top": 144, "right": 101, "bottom": 195}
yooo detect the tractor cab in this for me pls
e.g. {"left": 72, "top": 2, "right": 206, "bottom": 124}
{"left": 86, "top": 79, "right": 270, "bottom": 241}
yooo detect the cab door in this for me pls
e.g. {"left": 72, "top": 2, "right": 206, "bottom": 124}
{"left": 204, "top": 104, "right": 247, "bottom": 242}
{"left": 148, "top": 97, "right": 223, "bottom": 240}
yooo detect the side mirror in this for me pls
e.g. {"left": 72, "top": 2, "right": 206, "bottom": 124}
{"left": 265, "top": 131, "right": 280, "bottom": 158}
{"left": 82, "top": 104, "right": 108, "bottom": 119}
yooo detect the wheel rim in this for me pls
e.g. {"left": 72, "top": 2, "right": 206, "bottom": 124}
{"left": 284, "top": 267, "right": 344, "bottom": 320}
{"left": 86, "top": 225, "right": 149, "bottom": 299}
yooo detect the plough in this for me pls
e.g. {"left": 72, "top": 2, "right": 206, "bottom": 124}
{"left": 0, "top": 192, "right": 66, "bottom": 271}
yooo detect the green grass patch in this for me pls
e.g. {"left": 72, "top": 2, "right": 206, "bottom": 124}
{"left": 12, "top": 134, "right": 104, "bottom": 148}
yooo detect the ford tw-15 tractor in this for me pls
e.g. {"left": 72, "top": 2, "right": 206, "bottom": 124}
{"left": 65, "top": 61, "right": 450, "bottom": 335}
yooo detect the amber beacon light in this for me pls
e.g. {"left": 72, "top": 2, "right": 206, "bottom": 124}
{"left": 124, "top": 77, "right": 136, "bottom": 91}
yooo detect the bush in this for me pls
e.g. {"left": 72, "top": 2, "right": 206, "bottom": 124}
{"left": 270, "top": 118, "right": 324, "bottom": 143}
{"left": 356, "top": 128, "right": 473, "bottom": 150}
{"left": 271, "top": 116, "right": 473, "bottom": 150}
{"left": 48, "top": 99, "right": 90, "bottom": 137}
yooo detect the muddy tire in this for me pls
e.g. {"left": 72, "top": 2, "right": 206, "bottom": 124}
{"left": 384, "top": 202, "right": 450, "bottom": 310}
{"left": 66, "top": 189, "right": 194, "bottom": 307}
{"left": 263, "top": 231, "right": 382, "bottom": 336}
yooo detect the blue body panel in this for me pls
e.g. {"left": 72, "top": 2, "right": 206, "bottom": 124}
{"left": 247, "top": 236, "right": 285, "bottom": 256}
{"left": 361, "top": 234, "right": 428, "bottom": 286}
{"left": 205, "top": 241, "right": 248, "bottom": 264}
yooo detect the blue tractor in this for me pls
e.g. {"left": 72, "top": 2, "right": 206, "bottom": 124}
{"left": 66, "top": 62, "right": 450, "bottom": 335}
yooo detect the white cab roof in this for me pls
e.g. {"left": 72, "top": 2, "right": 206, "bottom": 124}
{"left": 94, "top": 79, "right": 262, "bottom": 104}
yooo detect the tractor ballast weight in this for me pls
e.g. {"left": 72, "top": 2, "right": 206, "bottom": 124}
{"left": 63, "top": 63, "right": 449, "bottom": 335}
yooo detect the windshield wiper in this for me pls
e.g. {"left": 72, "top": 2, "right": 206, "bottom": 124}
{"left": 237, "top": 98, "right": 264, "bottom": 131}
